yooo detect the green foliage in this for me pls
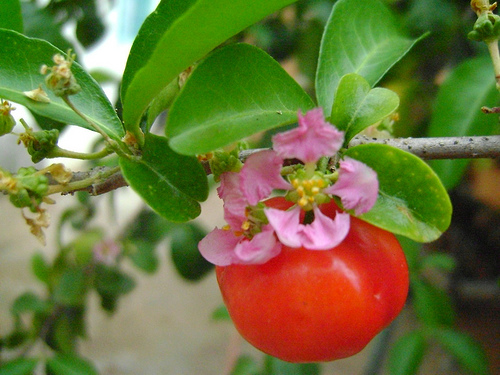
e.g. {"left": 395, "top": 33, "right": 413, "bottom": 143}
{"left": 0, "top": 0, "right": 23, "bottom": 33}
{"left": 167, "top": 43, "right": 315, "bottom": 155}
{"left": 45, "top": 354, "right": 98, "bottom": 375}
{"left": 119, "top": 133, "right": 209, "bottom": 222}
{"left": 344, "top": 144, "right": 452, "bottom": 242}
{"left": 330, "top": 73, "right": 400, "bottom": 144}
{"left": 263, "top": 356, "right": 320, "bottom": 375}
{"left": 388, "top": 331, "right": 427, "bottom": 375}
{"left": 316, "top": 0, "right": 426, "bottom": 116}
{"left": 0, "top": 29, "right": 124, "bottom": 140}
{"left": 121, "top": 0, "right": 298, "bottom": 142}
{"left": 0, "top": 358, "right": 38, "bottom": 375}
{"left": 428, "top": 56, "right": 499, "bottom": 189}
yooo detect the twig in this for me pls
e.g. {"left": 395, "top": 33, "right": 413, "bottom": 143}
{"left": 47, "top": 135, "right": 500, "bottom": 196}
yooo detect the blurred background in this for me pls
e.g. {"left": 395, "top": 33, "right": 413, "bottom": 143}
{"left": 0, "top": 0, "right": 498, "bottom": 374}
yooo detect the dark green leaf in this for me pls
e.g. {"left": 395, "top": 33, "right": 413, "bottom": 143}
{"left": 0, "top": 29, "right": 124, "bottom": 141}
{"left": 119, "top": 133, "right": 208, "bottom": 222}
{"left": 410, "top": 276, "right": 455, "bottom": 326}
{"left": 429, "top": 327, "right": 489, "bottom": 375}
{"left": 388, "top": 330, "right": 427, "bottom": 375}
{"left": 125, "top": 209, "right": 173, "bottom": 244}
{"left": 53, "top": 268, "right": 88, "bottom": 306}
{"left": 421, "top": 253, "right": 456, "bottom": 273}
{"left": 121, "top": 0, "right": 298, "bottom": 140}
{"left": 167, "top": 43, "right": 314, "bottom": 155}
{"left": 264, "top": 356, "right": 320, "bottom": 375}
{"left": 428, "top": 56, "right": 499, "bottom": 189}
{"left": 212, "top": 304, "right": 231, "bottom": 321}
{"left": 31, "top": 251, "right": 51, "bottom": 284}
{"left": 0, "top": 358, "right": 38, "bottom": 375}
{"left": 46, "top": 354, "right": 98, "bottom": 375}
{"left": 170, "top": 223, "right": 213, "bottom": 281}
{"left": 94, "top": 265, "right": 135, "bottom": 296}
{"left": 11, "top": 291, "right": 50, "bottom": 316}
{"left": 345, "top": 144, "right": 452, "bottom": 242}
{"left": 124, "top": 239, "right": 159, "bottom": 274}
{"left": 0, "top": 0, "right": 23, "bottom": 33}
{"left": 316, "top": 0, "right": 425, "bottom": 115}
{"left": 330, "top": 73, "right": 399, "bottom": 143}
{"left": 230, "top": 355, "right": 260, "bottom": 375}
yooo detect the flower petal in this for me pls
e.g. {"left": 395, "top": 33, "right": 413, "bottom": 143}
{"left": 234, "top": 225, "right": 282, "bottom": 264}
{"left": 325, "top": 157, "right": 379, "bottom": 215}
{"left": 198, "top": 228, "right": 241, "bottom": 266}
{"left": 299, "top": 207, "right": 350, "bottom": 250}
{"left": 218, "top": 172, "right": 248, "bottom": 229}
{"left": 265, "top": 206, "right": 303, "bottom": 248}
{"left": 272, "top": 108, "right": 344, "bottom": 163}
{"left": 240, "top": 150, "right": 290, "bottom": 205}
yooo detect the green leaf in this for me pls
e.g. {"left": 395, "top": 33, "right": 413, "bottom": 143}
{"left": 421, "top": 253, "right": 456, "bottom": 273}
{"left": 345, "top": 144, "right": 452, "bottom": 242}
{"left": 429, "top": 327, "right": 489, "bottom": 375}
{"left": 170, "top": 223, "right": 213, "bottom": 281}
{"left": 230, "top": 355, "right": 260, "bottom": 375}
{"left": 94, "top": 265, "right": 135, "bottom": 296}
{"left": 410, "top": 276, "right": 455, "bottom": 326}
{"left": 0, "top": 29, "right": 124, "bottom": 141}
{"left": 46, "top": 354, "right": 98, "bottom": 375}
{"left": 211, "top": 304, "right": 231, "bottom": 321}
{"left": 263, "top": 356, "right": 320, "bottom": 375}
{"left": 125, "top": 239, "right": 159, "bottom": 274}
{"left": 53, "top": 268, "right": 88, "bottom": 306}
{"left": 11, "top": 291, "right": 50, "bottom": 316}
{"left": 121, "top": 0, "right": 298, "bottom": 140}
{"left": 125, "top": 209, "right": 173, "bottom": 244}
{"left": 119, "top": 133, "right": 208, "bottom": 222}
{"left": 330, "top": 73, "right": 399, "bottom": 144}
{"left": 0, "top": 0, "right": 23, "bottom": 33}
{"left": 31, "top": 251, "right": 51, "bottom": 284}
{"left": 167, "top": 43, "right": 314, "bottom": 155}
{"left": 388, "top": 330, "right": 427, "bottom": 375}
{"left": 428, "top": 56, "right": 499, "bottom": 190}
{"left": 0, "top": 358, "right": 38, "bottom": 375}
{"left": 316, "top": 0, "right": 425, "bottom": 115}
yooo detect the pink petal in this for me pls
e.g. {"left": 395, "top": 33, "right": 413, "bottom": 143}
{"left": 272, "top": 108, "right": 344, "bottom": 163}
{"left": 240, "top": 150, "right": 290, "bottom": 205}
{"left": 324, "top": 157, "right": 379, "bottom": 215}
{"left": 298, "top": 207, "right": 350, "bottom": 250}
{"left": 234, "top": 225, "right": 282, "bottom": 264}
{"left": 198, "top": 228, "right": 241, "bottom": 266}
{"left": 265, "top": 206, "right": 303, "bottom": 248}
{"left": 218, "top": 172, "right": 248, "bottom": 229}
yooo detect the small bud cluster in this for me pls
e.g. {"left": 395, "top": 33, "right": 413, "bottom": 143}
{"left": 0, "top": 99, "right": 16, "bottom": 136}
{"left": 41, "top": 51, "right": 81, "bottom": 97}
{"left": 18, "top": 128, "right": 60, "bottom": 163}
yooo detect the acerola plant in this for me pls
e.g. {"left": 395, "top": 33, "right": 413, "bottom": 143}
{"left": 217, "top": 198, "right": 409, "bottom": 363}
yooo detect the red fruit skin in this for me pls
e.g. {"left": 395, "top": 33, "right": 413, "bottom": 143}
{"left": 216, "top": 199, "right": 409, "bottom": 363}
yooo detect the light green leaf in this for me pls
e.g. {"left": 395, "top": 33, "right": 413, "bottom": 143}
{"left": 388, "top": 330, "right": 427, "bottom": 375}
{"left": 428, "top": 56, "right": 499, "bottom": 190}
{"left": 0, "top": 0, "right": 23, "bottom": 33}
{"left": 345, "top": 144, "right": 452, "bottom": 242}
{"left": 119, "top": 133, "right": 208, "bottom": 222}
{"left": 0, "top": 29, "right": 124, "bottom": 140}
{"left": 264, "top": 356, "right": 320, "bottom": 375}
{"left": 11, "top": 291, "right": 50, "bottom": 316}
{"left": 230, "top": 355, "right": 260, "bottom": 375}
{"left": 316, "top": 0, "right": 425, "bottom": 115}
{"left": 167, "top": 43, "right": 314, "bottom": 155}
{"left": 0, "top": 358, "right": 38, "bottom": 375}
{"left": 429, "top": 327, "right": 489, "bottom": 375}
{"left": 410, "top": 276, "right": 455, "bottom": 326}
{"left": 330, "top": 73, "right": 399, "bottom": 144}
{"left": 46, "top": 354, "right": 98, "bottom": 375}
{"left": 121, "top": 0, "right": 298, "bottom": 142}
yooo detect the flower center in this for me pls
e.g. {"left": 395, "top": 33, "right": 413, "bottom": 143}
{"left": 288, "top": 171, "right": 330, "bottom": 211}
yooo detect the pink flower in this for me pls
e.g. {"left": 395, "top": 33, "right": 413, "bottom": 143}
{"left": 93, "top": 239, "right": 121, "bottom": 265}
{"left": 324, "top": 157, "right": 379, "bottom": 215}
{"left": 198, "top": 225, "right": 281, "bottom": 266}
{"left": 265, "top": 206, "right": 350, "bottom": 250}
{"left": 272, "top": 108, "right": 344, "bottom": 163}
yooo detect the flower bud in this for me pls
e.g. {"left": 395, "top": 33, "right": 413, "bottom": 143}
{"left": 0, "top": 100, "right": 16, "bottom": 136}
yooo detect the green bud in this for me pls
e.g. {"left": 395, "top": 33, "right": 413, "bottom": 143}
{"left": 41, "top": 51, "right": 81, "bottom": 97}
{"left": 19, "top": 129, "right": 59, "bottom": 163}
{"left": 0, "top": 100, "right": 16, "bottom": 136}
{"left": 468, "top": 12, "right": 500, "bottom": 42}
